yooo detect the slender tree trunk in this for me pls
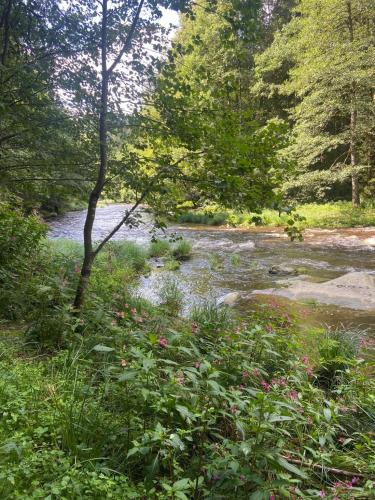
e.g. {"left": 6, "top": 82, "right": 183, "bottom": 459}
{"left": 347, "top": 0, "right": 360, "bottom": 207}
{"left": 350, "top": 106, "right": 360, "bottom": 207}
{"left": 74, "top": 0, "right": 109, "bottom": 309}
{"left": 1, "top": 0, "right": 12, "bottom": 67}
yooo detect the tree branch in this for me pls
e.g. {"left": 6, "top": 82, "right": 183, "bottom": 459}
{"left": 107, "top": 0, "right": 145, "bottom": 76}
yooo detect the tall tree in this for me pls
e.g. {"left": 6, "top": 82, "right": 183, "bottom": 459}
{"left": 255, "top": 0, "right": 375, "bottom": 205}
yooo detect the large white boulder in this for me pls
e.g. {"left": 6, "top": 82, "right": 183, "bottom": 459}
{"left": 253, "top": 272, "right": 375, "bottom": 311}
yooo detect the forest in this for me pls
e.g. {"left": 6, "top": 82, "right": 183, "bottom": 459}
{"left": 0, "top": 0, "right": 375, "bottom": 498}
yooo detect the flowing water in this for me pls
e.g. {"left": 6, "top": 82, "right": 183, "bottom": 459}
{"left": 48, "top": 204, "right": 375, "bottom": 335}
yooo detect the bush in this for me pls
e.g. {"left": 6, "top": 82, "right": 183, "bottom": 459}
{"left": 171, "top": 239, "right": 192, "bottom": 261}
{"left": 0, "top": 204, "right": 46, "bottom": 319}
{"left": 148, "top": 239, "right": 171, "bottom": 258}
{"left": 190, "top": 300, "right": 233, "bottom": 333}
{"left": 158, "top": 277, "right": 184, "bottom": 315}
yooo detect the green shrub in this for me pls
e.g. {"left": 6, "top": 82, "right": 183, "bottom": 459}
{"left": 164, "top": 258, "right": 181, "bottom": 271}
{"left": 190, "top": 300, "right": 233, "bottom": 333}
{"left": 158, "top": 277, "right": 184, "bottom": 315}
{"left": 171, "top": 239, "right": 192, "bottom": 261}
{"left": 148, "top": 239, "right": 171, "bottom": 258}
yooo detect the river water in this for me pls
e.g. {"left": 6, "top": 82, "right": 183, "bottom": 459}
{"left": 48, "top": 204, "right": 375, "bottom": 334}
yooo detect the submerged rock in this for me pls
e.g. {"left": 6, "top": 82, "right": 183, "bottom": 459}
{"left": 253, "top": 272, "right": 375, "bottom": 311}
{"left": 217, "top": 291, "right": 240, "bottom": 307}
{"left": 269, "top": 265, "right": 298, "bottom": 276}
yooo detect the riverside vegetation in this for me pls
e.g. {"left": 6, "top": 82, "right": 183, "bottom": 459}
{"left": 177, "top": 203, "right": 375, "bottom": 230}
{"left": 1, "top": 205, "right": 375, "bottom": 499}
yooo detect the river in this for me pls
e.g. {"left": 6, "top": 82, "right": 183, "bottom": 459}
{"left": 48, "top": 204, "right": 375, "bottom": 335}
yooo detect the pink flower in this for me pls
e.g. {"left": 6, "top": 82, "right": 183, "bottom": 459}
{"left": 191, "top": 322, "right": 199, "bottom": 334}
{"left": 287, "top": 390, "right": 299, "bottom": 401}
{"left": 252, "top": 367, "right": 261, "bottom": 377}
{"left": 302, "top": 356, "right": 310, "bottom": 365}
{"left": 195, "top": 362, "right": 201, "bottom": 369}
{"left": 158, "top": 336, "right": 168, "bottom": 348}
{"left": 240, "top": 475, "right": 246, "bottom": 482}
{"left": 359, "top": 336, "right": 367, "bottom": 347}
{"left": 124, "top": 303, "right": 129, "bottom": 308}
{"left": 230, "top": 404, "right": 238, "bottom": 415}
{"left": 260, "top": 380, "right": 271, "bottom": 392}
{"left": 239, "top": 384, "right": 245, "bottom": 391}
{"left": 120, "top": 359, "right": 127, "bottom": 367}
{"left": 340, "top": 405, "right": 349, "bottom": 413}
{"left": 351, "top": 477, "right": 360, "bottom": 485}
{"left": 269, "top": 495, "right": 276, "bottom": 500}
{"left": 115, "top": 310, "right": 125, "bottom": 319}
{"left": 318, "top": 491, "right": 326, "bottom": 498}
{"left": 242, "top": 369, "right": 250, "bottom": 379}
{"left": 130, "top": 307, "right": 137, "bottom": 315}
{"left": 111, "top": 319, "right": 117, "bottom": 326}
{"left": 266, "top": 324, "right": 273, "bottom": 332}
{"left": 307, "top": 416, "right": 313, "bottom": 424}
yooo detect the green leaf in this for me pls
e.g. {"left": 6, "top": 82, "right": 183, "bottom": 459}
{"left": 118, "top": 370, "right": 138, "bottom": 382}
{"left": 173, "top": 478, "right": 190, "bottom": 490}
{"left": 92, "top": 344, "right": 114, "bottom": 353}
{"left": 323, "top": 408, "right": 331, "bottom": 422}
{"left": 276, "top": 457, "right": 308, "bottom": 479}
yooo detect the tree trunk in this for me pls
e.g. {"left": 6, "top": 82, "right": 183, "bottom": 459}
{"left": 347, "top": 0, "right": 360, "bottom": 207}
{"left": 73, "top": 0, "right": 108, "bottom": 309}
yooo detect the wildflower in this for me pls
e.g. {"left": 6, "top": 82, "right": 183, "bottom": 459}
{"left": 351, "top": 404, "right": 358, "bottom": 413}
{"left": 337, "top": 436, "right": 345, "bottom": 444}
{"left": 239, "top": 384, "right": 245, "bottom": 391}
{"left": 115, "top": 310, "right": 125, "bottom": 319}
{"left": 230, "top": 404, "right": 238, "bottom": 415}
{"left": 307, "top": 416, "right": 313, "bottom": 424}
{"left": 74, "top": 265, "right": 81, "bottom": 273}
{"left": 195, "top": 362, "right": 201, "bottom": 369}
{"left": 287, "top": 390, "right": 299, "bottom": 401}
{"left": 124, "top": 303, "right": 129, "bottom": 308}
{"left": 302, "top": 355, "right": 310, "bottom": 365}
{"left": 269, "top": 495, "right": 276, "bottom": 500}
{"left": 279, "top": 377, "right": 287, "bottom": 387}
{"left": 130, "top": 307, "right": 137, "bottom": 315}
{"left": 240, "top": 475, "right": 246, "bottom": 482}
{"left": 120, "top": 359, "right": 127, "bottom": 367}
{"left": 111, "top": 319, "right": 117, "bottom": 326}
{"left": 212, "top": 474, "right": 220, "bottom": 481}
{"left": 176, "top": 375, "right": 185, "bottom": 385}
{"left": 260, "top": 380, "right": 271, "bottom": 392}
{"left": 266, "top": 324, "right": 273, "bottom": 332}
{"left": 351, "top": 477, "right": 360, "bottom": 485}
{"left": 359, "top": 336, "right": 367, "bottom": 348}
{"left": 191, "top": 322, "right": 199, "bottom": 334}
{"left": 242, "top": 369, "right": 250, "bottom": 379}
{"left": 318, "top": 491, "right": 326, "bottom": 498}
{"left": 252, "top": 367, "right": 261, "bottom": 377}
{"left": 339, "top": 405, "right": 349, "bottom": 413}
{"left": 158, "top": 336, "right": 168, "bottom": 348}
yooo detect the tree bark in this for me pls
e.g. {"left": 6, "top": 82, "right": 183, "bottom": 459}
{"left": 347, "top": 0, "right": 360, "bottom": 207}
{"left": 73, "top": 0, "right": 109, "bottom": 309}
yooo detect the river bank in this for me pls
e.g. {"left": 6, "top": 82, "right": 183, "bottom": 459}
{"left": 47, "top": 204, "right": 375, "bottom": 335}
{"left": 177, "top": 202, "right": 375, "bottom": 229}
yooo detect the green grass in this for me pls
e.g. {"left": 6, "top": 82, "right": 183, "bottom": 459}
{"left": 148, "top": 239, "right": 171, "bottom": 258}
{"left": 177, "top": 202, "right": 375, "bottom": 229}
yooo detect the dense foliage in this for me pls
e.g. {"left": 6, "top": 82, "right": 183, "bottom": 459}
{"left": 0, "top": 206, "right": 374, "bottom": 498}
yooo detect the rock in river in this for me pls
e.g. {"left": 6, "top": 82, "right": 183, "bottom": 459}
{"left": 269, "top": 265, "right": 298, "bottom": 276}
{"left": 253, "top": 272, "right": 375, "bottom": 311}
{"left": 217, "top": 292, "right": 241, "bottom": 307}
